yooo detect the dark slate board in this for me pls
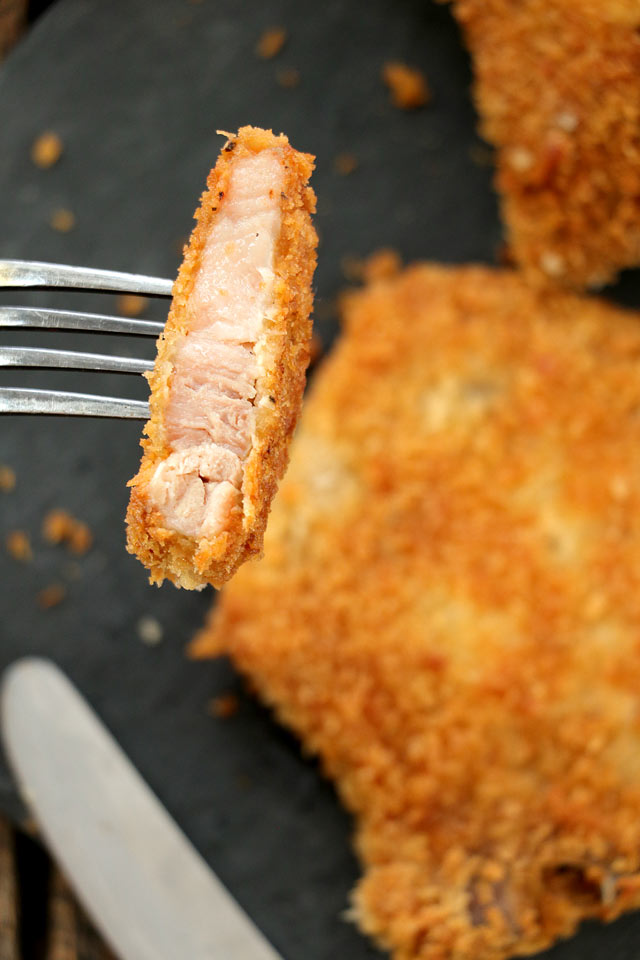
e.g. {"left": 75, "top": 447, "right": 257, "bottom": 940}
{"left": 0, "top": 1, "right": 639, "bottom": 958}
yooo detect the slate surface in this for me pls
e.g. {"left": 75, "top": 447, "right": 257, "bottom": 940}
{"left": 0, "top": 1, "right": 639, "bottom": 958}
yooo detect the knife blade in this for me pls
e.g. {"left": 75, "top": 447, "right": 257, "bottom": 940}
{"left": 1, "top": 657, "right": 284, "bottom": 960}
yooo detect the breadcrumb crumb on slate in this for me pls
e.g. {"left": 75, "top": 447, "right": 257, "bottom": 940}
{"left": 49, "top": 208, "right": 75, "bottom": 232}
{"left": 43, "top": 509, "right": 92, "bottom": 555}
{"left": 126, "top": 126, "right": 317, "bottom": 589}
{"left": 448, "top": 0, "right": 640, "bottom": 289}
{"left": 37, "top": 584, "right": 65, "bottom": 609}
{"left": 208, "top": 693, "right": 239, "bottom": 718}
{"left": 334, "top": 152, "right": 359, "bottom": 176}
{"left": 382, "top": 62, "right": 430, "bottom": 109}
{"left": 256, "top": 26, "right": 287, "bottom": 59}
{"left": 116, "top": 294, "right": 148, "bottom": 317}
{"left": 0, "top": 466, "right": 16, "bottom": 493}
{"left": 276, "top": 67, "right": 300, "bottom": 89}
{"left": 192, "top": 264, "right": 640, "bottom": 960}
{"left": 31, "top": 131, "right": 62, "bottom": 168}
{"left": 6, "top": 530, "right": 31, "bottom": 563}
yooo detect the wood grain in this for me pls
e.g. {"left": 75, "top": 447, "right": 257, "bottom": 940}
{"left": 0, "top": 0, "right": 26, "bottom": 59}
{"left": 0, "top": 819, "right": 18, "bottom": 960}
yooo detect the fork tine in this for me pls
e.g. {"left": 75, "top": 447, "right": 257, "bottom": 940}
{"left": 0, "top": 260, "right": 173, "bottom": 297}
{"left": 0, "top": 347, "right": 153, "bottom": 375}
{"left": 0, "top": 306, "right": 165, "bottom": 336}
{"left": 0, "top": 388, "right": 149, "bottom": 419}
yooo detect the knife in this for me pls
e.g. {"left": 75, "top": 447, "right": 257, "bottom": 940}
{"left": 1, "top": 657, "right": 284, "bottom": 960}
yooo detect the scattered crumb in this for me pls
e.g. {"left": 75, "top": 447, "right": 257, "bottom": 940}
{"left": 468, "top": 143, "right": 494, "bottom": 167}
{"left": 334, "top": 152, "right": 359, "bottom": 176}
{"left": 116, "top": 294, "right": 148, "bottom": 318}
{"left": 341, "top": 254, "right": 365, "bottom": 283}
{"left": 137, "top": 615, "right": 163, "bottom": 646}
{"left": 6, "top": 530, "right": 32, "bottom": 563}
{"left": 362, "top": 248, "right": 402, "bottom": 284}
{"left": 0, "top": 466, "right": 16, "bottom": 493}
{"left": 49, "top": 208, "right": 75, "bottom": 232}
{"left": 208, "top": 693, "right": 239, "bottom": 718}
{"left": 256, "top": 26, "right": 287, "bottom": 59}
{"left": 37, "top": 584, "right": 66, "bottom": 609}
{"left": 276, "top": 67, "right": 300, "bottom": 88}
{"left": 42, "top": 509, "right": 93, "bottom": 555}
{"left": 309, "top": 334, "right": 324, "bottom": 367}
{"left": 31, "top": 131, "right": 63, "bottom": 169}
{"left": 382, "top": 62, "right": 430, "bottom": 110}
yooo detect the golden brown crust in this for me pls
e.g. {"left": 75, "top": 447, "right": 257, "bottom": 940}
{"left": 126, "top": 126, "right": 317, "bottom": 589}
{"left": 192, "top": 265, "right": 640, "bottom": 959}
{"left": 448, "top": 0, "right": 640, "bottom": 289}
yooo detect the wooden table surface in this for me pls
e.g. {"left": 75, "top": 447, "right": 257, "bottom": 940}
{"left": 0, "top": 815, "right": 115, "bottom": 960}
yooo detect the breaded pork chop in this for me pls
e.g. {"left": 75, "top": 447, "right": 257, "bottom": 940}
{"left": 449, "top": 0, "right": 640, "bottom": 290}
{"left": 127, "top": 127, "right": 317, "bottom": 589}
{"left": 192, "top": 265, "right": 640, "bottom": 960}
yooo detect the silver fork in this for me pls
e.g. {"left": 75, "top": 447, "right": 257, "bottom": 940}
{"left": 0, "top": 260, "right": 173, "bottom": 419}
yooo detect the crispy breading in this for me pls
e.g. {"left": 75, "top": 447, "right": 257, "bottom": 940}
{"left": 126, "top": 126, "right": 317, "bottom": 589}
{"left": 448, "top": 0, "right": 640, "bottom": 289}
{"left": 192, "top": 265, "right": 640, "bottom": 960}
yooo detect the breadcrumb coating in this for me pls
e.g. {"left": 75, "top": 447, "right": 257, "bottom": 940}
{"left": 448, "top": 0, "right": 640, "bottom": 289}
{"left": 126, "top": 126, "right": 317, "bottom": 589}
{"left": 192, "top": 265, "right": 640, "bottom": 960}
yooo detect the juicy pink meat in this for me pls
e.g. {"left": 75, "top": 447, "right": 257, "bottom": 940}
{"left": 148, "top": 149, "right": 285, "bottom": 539}
{"left": 148, "top": 443, "right": 242, "bottom": 539}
